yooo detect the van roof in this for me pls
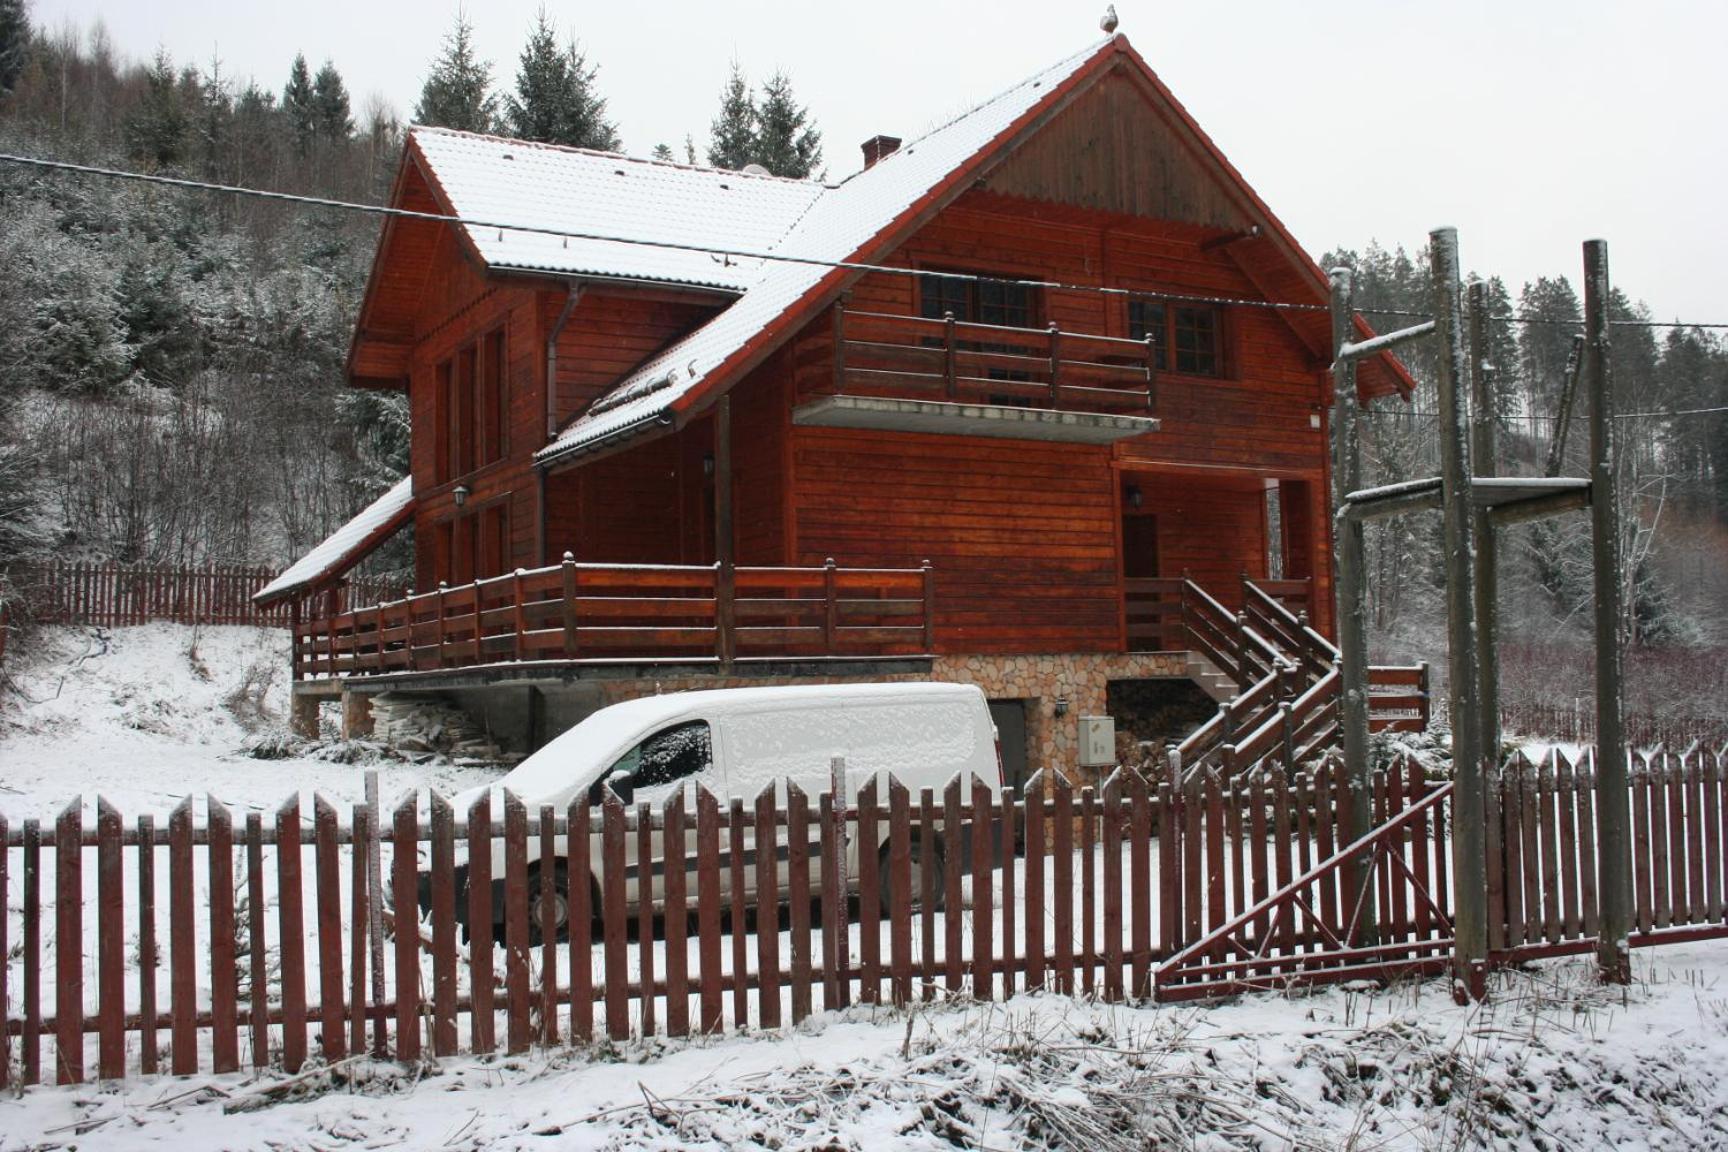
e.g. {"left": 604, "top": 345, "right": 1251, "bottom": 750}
{"left": 590, "top": 680, "right": 982, "bottom": 728}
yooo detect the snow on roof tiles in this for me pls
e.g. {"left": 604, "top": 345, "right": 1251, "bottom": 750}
{"left": 534, "top": 39, "right": 1112, "bottom": 463}
{"left": 411, "top": 130, "right": 826, "bottom": 292}
{"left": 253, "top": 477, "right": 415, "bottom": 605}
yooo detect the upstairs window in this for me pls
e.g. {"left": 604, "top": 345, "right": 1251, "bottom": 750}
{"left": 919, "top": 272, "right": 1037, "bottom": 329}
{"left": 1127, "top": 300, "right": 1223, "bottom": 377}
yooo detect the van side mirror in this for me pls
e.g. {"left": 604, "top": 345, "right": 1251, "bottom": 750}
{"left": 607, "top": 771, "right": 635, "bottom": 805}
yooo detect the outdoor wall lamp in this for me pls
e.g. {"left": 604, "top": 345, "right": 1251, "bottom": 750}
{"left": 1126, "top": 484, "right": 1142, "bottom": 510}
{"left": 1054, "top": 696, "right": 1070, "bottom": 716}
{"left": 453, "top": 484, "right": 471, "bottom": 508}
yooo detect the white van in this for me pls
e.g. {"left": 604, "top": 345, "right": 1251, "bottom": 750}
{"left": 445, "top": 682, "right": 1002, "bottom": 939}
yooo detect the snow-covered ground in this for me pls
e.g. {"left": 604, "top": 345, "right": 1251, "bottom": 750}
{"left": 4, "top": 945, "right": 1727, "bottom": 1150}
{"left": 0, "top": 624, "right": 499, "bottom": 820}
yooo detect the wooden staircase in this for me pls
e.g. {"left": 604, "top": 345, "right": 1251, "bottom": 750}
{"left": 1135, "top": 576, "right": 1430, "bottom": 778}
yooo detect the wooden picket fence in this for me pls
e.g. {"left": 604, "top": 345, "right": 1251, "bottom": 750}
{"left": 19, "top": 561, "right": 400, "bottom": 630}
{"left": 1488, "top": 745, "right": 1728, "bottom": 959}
{"left": 4, "top": 748, "right": 1726, "bottom": 1087}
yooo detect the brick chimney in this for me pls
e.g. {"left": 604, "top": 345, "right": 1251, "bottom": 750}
{"left": 860, "top": 135, "right": 902, "bottom": 169}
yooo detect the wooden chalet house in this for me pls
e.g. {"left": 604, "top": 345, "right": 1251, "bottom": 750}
{"left": 256, "top": 33, "right": 1423, "bottom": 782}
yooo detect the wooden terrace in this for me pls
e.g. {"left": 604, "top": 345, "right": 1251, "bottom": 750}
{"left": 291, "top": 556, "right": 936, "bottom": 681}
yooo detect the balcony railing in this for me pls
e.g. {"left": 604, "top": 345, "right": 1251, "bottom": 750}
{"left": 831, "top": 302, "right": 1158, "bottom": 413}
{"left": 292, "top": 557, "right": 936, "bottom": 680}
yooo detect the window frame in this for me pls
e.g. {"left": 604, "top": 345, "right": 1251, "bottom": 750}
{"left": 1126, "top": 298, "right": 1226, "bottom": 378}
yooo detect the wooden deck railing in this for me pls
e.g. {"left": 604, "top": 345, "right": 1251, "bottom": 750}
{"left": 292, "top": 557, "right": 936, "bottom": 680}
{"left": 832, "top": 302, "right": 1158, "bottom": 412}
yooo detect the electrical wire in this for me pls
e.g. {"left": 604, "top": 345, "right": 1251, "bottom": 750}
{"left": 0, "top": 151, "right": 1333, "bottom": 314}
{"left": 5, "top": 150, "right": 1722, "bottom": 333}
{"left": 1363, "top": 405, "right": 1728, "bottom": 422}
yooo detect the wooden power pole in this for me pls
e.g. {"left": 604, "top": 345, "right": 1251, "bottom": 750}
{"left": 1585, "top": 240, "right": 1631, "bottom": 984}
{"left": 1431, "top": 228, "right": 1487, "bottom": 1000}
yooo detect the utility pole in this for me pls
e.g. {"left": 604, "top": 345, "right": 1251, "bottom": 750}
{"left": 1585, "top": 239, "right": 1631, "bottom": 984}
{"left": 1468, "top": 282, "right": 1502, "bottom": 767}
{"left": 1328, "top": 267, "right": 1373, "bottom": 931}
{"left": 1431, "top": 228, "right": 1486, "bottom": 1001}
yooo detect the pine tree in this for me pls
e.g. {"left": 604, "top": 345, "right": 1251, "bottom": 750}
{"left": 652, "top": 142, "right": 673, "bottom": 161}
{"left": 753, "top": 70, "right": 821, "bottom": 178}
{"left": 283, "top": 52, "right": 314, "bottom": 152}
{"left": 0, "top": 0, "right": 29, "bottom": 96}
{"left": 311, "top": 60, "right": 352, "bottom": 140}
{"left": 504, "top": 9, "right": 618, "bottom": 149}
{"left": 414, "top": 13, "right": 498, "bottom": 133}
{"left": 706, "top": 62, "right": 756, "bottom": 170}
{"left": 123, "top": 49, "right": 189, "bottom": 167}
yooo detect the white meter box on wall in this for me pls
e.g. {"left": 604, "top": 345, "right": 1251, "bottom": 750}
{"left": 1078, "top": 715, "right": 1115, "bottom": 768}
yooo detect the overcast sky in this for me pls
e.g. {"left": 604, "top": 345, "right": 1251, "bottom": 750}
{"left": 27, "top": 0, "right": 1728, "bottom": 322}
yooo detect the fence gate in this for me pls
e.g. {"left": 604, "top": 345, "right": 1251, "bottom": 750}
{"left": 1155, "top": 771, "right": 1454, "bottom": 1001}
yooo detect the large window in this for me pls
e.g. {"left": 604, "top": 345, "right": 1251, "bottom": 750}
{"left": 1127, "top": 300, "right": 1223, "bottom": 377}
{"left": 434, "top": 325, "right": 508, "bottom": 483}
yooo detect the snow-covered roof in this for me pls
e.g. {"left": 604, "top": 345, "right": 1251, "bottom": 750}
{"left": 411, "top": 129, "right": 826, "bottom": 292}
{"left": 534, "top": 40, "right": 1111, "bottom": 463}
{"left": 253, "top": 477, "right": 415, "bottom": 606}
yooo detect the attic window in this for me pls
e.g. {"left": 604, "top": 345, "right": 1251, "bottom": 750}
{"left": 1128, "top": 300, "right": 1223, "bottom": 377}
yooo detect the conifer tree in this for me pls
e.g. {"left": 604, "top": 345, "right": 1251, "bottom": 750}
{"left": 414, "top": 12, "right": 498, "bottom": 133}
{"left": 504, "top": 9, "right": 618, "bottom": 150}
{"left": 311, "top": 60, "right": 352, "bottom": 140}
{"left": 651, "top": 142, "right": 674, "bottom": 161}
{"left": 754, "top": 70, "right": 821, "bottom": 178}
{"left": 0, "top": 0, "right": 29, "bottom": 96}
{"left": 123, "top": 49, "right": 189, "bottom": 167}
{"left": 706, "top": 62, "right": 756, "bottom": 170}
{"left": 283, "top": 52, "right": 314, "bottom": 152}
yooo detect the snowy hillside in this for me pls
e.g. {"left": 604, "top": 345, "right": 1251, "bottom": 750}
{"left": 0, "top": 624, "right": 497, "bottom": 819}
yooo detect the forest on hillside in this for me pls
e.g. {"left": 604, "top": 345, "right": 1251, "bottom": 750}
{"left": 0, "top": 5, "right": 1723, "bottom": 719}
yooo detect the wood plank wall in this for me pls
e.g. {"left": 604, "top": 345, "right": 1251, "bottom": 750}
{"left": 791, "top": 428, "right": 1121, "bottom": 655}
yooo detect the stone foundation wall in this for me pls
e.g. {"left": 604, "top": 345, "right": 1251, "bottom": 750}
{"left": 931, "top": 652, "right": 1188, "bottom": 786}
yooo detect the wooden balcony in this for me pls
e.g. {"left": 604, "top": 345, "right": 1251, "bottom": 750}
{"left": 795, "top": 304, "right": 1160, "bottom": 444}
{"left": 292, "top": 557, "right": 935, "bottom": 681}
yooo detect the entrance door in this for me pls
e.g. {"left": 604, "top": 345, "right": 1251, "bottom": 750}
{"left": 1122, "top": 514, "right": 1159, "bottom": 579}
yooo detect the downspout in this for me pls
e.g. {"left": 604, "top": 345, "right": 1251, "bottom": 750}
{"left": 545, "top": 283, "right": 583, "bottom": 441}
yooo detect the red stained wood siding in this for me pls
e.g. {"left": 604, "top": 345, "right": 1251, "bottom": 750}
{"left": 791, "top": 427, "right": 1121, "bottom": 655}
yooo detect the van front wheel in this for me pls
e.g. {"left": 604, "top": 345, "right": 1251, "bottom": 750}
{"left": 527, "top": 861, "right": 570, "bottom": 945}
{"left": 877, "top": 834, "right": 945, "bottom": 916}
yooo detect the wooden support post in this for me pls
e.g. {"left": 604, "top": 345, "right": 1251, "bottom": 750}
{"left": 1143, "top": 334, "right": 1158, "bottom": 413}
{"left": 832, "top": 294, "right": 849, "bottom": 396}
{"left": 1432, "top": 227, "right": 1487, "bottom": 1001}
{"left": 1469, "top": 280, "right": 1503, "bottom": 769}
{"left": 1586, "top": 239, "right": 1631, "bottom": 984}
{"left": 921, "top": 560, "right": 936, "bottom": 654}
{"left": 560, "top": 551, "right": 579, "bottom": 657}
{"left": 943, "top": 311, "right": 958, "bottom": 399}
{"left": 1329, "top": 267, "right": 1375, "bottom": 942}
{"left": 715, "top": 395, "right": 736, "bottom": 668}
{"left": 1047, "top": 322, "right": 1063, "bottom": 407}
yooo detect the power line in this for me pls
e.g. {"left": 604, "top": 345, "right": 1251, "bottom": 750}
{"left": 1364, "top": 405, "right": 1728, "bottom": 422}
{"left": 0, "top": 151, "right": 1334, "bottom": 314}
{"left": 8, "top": 150, "right": 1724, "bottom": 335}
{"left": 1357, "top": 305, "right": 1728, "bottom": 331}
